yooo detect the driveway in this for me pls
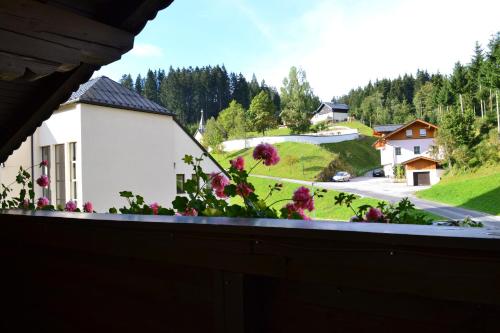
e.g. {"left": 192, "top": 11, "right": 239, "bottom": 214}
{"left": 252, "top": 174, "right": 500, "bottom": 229}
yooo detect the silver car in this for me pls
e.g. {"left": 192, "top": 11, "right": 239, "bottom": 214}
{"left": 332, "top": 171, "right": 351, "bottom": 182}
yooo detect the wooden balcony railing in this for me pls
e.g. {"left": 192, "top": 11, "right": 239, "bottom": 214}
{"left": 0, "top": 210, "right": 499, "bottom": 332}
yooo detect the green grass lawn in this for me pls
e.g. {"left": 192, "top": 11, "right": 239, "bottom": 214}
{"left": 416, "top": 165, "right": 500, "bottom": 215}
{"left": 213, "top": 138, "right": 380, "bottom": 181}
{"left": 333, "top": 121, "right": 374, "bottom": 136}
{"left": 236, "top": 177, "right": 442, "bottom": 221}
{"left": 321, "top": 136, "right": 380, "bottom": 176}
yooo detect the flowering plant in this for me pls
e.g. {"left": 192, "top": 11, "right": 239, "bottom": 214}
{"left": 0, "top": 162, "right": 95, "bottom": 213}
{"left": 112, "top": 143, "right": 325, "bottom": 220}
{"left": 334, "top": 193, "right": 432, "bottom": 225}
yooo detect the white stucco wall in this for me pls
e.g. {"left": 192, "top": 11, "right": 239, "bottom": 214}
{"left": 80, "top": 104, "right": 223, "bottom": 212}
{"left": 0, "top": 137, "right": 33, "bottom": 196}
{"left": 311, "top": 112, "right": 348, "bottom": 124}
{"left": 406, "top": 169, "right": 444, "bottom": 186}
{"left": 222, "top": 132, "right": 359, "bottom": 152}
{"left": 379, "top": 138, "right": 435, "bottom": 176}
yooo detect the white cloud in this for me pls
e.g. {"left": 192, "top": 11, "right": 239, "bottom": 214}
{"left": 250, "top": 0, "right": 500, "bottom": 100}
{"left": 130, "top": 43, "right": 164, "bottom": 57}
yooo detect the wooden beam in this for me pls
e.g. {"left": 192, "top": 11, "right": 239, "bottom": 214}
{"left": 0, "top": 0, "right": 133, "bottom": 80}
{"left": 0, "top": 64, "right": 98, "bottom": 163}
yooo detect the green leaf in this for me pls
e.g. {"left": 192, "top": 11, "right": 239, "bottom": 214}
{"left": 172, "top": 196, "right": 188, "bottom": 211}
{"left": 119, "top": 191, "right": 134, "bottom": 198}
{"left": 109, "top": 207, "right": 118, "bottom": 214}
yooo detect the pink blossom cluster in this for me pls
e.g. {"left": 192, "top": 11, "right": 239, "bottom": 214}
{"left": 230, "top": 156, "right": 245, "bottom": 171}
{"left": 150, "top": 202, "right": 160, "bottom": 215}
{"left": 365, "top": 207, "right": 384, "bottom": 222}
{"left": 253, "top": 143, "right": 280, "bottom": 166}
{"left": 236, "top": 183, "right": 253, "bottom": 197}
{"left": 83, "top": 201, "right": 93, "bottom": 213}
{"left": 36, "top": 175, "right": 50, "bottom": 188}
{"left": 210, "top": 172, "right": 230, "bottom": 198}
{"left": 37, "top": 197, "right": 49, "bottom": 209}
{"left": 283, "top": 186, "right": 315, "bottom": 220}
{"left": 65, "top": 200, "right": 77, "bottom": 212}
{"left": 40, "top": 160, "right": 49, "bottom": 167}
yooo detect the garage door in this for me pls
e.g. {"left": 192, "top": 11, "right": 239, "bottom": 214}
{"left": 413, "top": 172, "right": 430, "bottom": 186}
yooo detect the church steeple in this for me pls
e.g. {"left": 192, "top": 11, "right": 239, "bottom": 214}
{"left": 197, "top": 109, "right": 205, "bottom": 134}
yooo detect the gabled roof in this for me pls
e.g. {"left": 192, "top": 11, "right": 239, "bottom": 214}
{"left": 314, "top": 102, "right": 349, "bottom": 115}
{"left": 383, "top": 119, "right": 437, "bottom": 140}
{"left": 402, "top": 156, "right": 441, "bottom": 165}
{"left": 64, "top": 76, "right": 172, "bottom": 115}
{"left": 0, "top": 0, "right": 173, "bottom": 163}
{"left": 373, "top": 124, "right": 403, "bottom": 133}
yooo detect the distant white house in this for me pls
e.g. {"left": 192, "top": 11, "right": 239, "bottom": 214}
{"left": 373, "top": 119, "right": 443, "bottom": 186}
{"left": 311, "top": 102, "right": 349, "bottom": 124}
{"left": 0, "top": 77, "right": 225, "bottom": 212}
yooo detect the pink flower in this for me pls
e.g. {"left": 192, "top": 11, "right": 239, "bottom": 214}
{"left": 292, "top": 186, "right": 314, "bottom": 211}
{"left": 253, "top": 143, "right": 280, "bottom": 166}
{"left": 36, "top": 175, "right": 50, "bottom": 188}
{"left": 182, "top": 208, "right": 198, "bottom": 216}
{"left": 284, "top": 203, "right": 311, "bottom": 220}
{"left": 40, "top": 160, "right": 48, "bottom": 167}
{"left": 230, "top": 156, "right": 245, "bottom": 171}
{"left": 83, "top": 201, "right": 93, "bottom": 213}
{"left": 210, "top": 172, "right": 230, "bottom": 198}
{"left": 150, "top": 202, "right": 159, "bottom": 215}
{"left": 236, "top": 183, "right": 253, "bottom": 197}
{"left": 65, "top": 200, "right": 77, "bottom": 212}
{"left": 37, "top": 197, "right": 49, "bottom": 209}
{"left": 22, "top": 199, "right": 30, "bottom": 209}
{"left": 365, "top": 207, "right": 383, "bottom": 222}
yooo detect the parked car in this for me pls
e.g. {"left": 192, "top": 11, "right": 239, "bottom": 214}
{"left": 332, "top": 171, "right": 351, "bottom": 182}
{"left": 372, "top": 168, "right": 385, "bottom": 177}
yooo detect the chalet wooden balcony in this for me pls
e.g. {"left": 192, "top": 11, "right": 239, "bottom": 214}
{"left": 0, "top": 210, "right": 499, "bottom": 332}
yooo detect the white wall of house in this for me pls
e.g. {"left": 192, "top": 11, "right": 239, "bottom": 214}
{"left": 80, "top": 104, "right": 222, "bottom": 212}
{"left": 1, "top": 103, "right": 223, "bottom": 212}
{"left": 379, "top": 138, "right": 434, "bottom": 176}
{"left": 311, "top": 112, "right": 348, "bottom": 125}
{"left": 406, "top": 169, "right": 444, "bottom": 186}
{"left": 222, "top": 132, "right": 359, "bottom": 152}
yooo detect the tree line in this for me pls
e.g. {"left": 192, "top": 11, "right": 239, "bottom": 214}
{"left": 337, "top": 32, "right": 499, "bottom": 129}
{"left": 119, "top": 65, "right": 281, "bottom": 129}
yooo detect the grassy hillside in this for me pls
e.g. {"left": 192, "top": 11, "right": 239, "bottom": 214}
{"left": 320, "top": 136, "right": 380, "bottom": 177}
{"left": 213, "top": 138, "right": 380, "bottom": 181}
{"left": 416, "top": 165, "right": 500, "bottom": 215}
{"left": 333, "top": 121, "right": 374, "bottom": 136}
{"left": 232, "top": 177, "right": 442, "bottom": 221}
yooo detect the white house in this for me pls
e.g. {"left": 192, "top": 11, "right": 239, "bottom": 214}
{"left": 311, "top": 102, "right": 349, "bottom": 124}
{"left": 0, "top": 77, "right": 225, "bottom": 212}
{"left": 373, "top": 119, "right": 443, "bottom": 186}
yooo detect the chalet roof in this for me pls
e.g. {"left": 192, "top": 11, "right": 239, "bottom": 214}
{"left": 315, "top": 102, "right": 349, "bottom": 115}
{"left": 383, "top": 119, "right": 438, "bottom": 140}
{"left": 401, "top": 156, "right": 441, "bottom": 165}
{"left": 0, "top": 0, "right": 173, "bottom": 163}
{"left": 373, "top": 124, "right": 403, "bottom": 133}
{"left": 64, "top": 76, "right": 172, "bottom": 115}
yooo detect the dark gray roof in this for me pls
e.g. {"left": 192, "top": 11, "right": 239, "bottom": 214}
{"left": 315, "top": 102, "right": 349, "bottom": 115}
{"left": 373, "top": 124, "right": 403, "bottom": 133}
{"left": 63, "top": 76, "right": 172, "bottom": 115}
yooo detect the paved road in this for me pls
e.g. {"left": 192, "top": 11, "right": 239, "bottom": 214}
{"left": 252, "top": 174, "right": 500, "bottom": 229}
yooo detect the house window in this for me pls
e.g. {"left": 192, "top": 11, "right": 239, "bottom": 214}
{"left": 176, "top": 174, "right": 185, "bottom": 194}
{"left": 41, "top": 146, "right": 51, "bottom": 201}
{"left": 205, "top": 174, "right": 212, "bottom": 190}
{"left": 414, "top": 146, "right": 421, "bottom": 154}
{"left": 69, "top": 142, "right": 77, "bottom": 202}
{"left": 54, "top": 144, "right": 66, "bottom": 207}
{"left": 419, "top": 129, "right": 427, "bottom": 137}
{"left": 405, "top": 129, "right": 413, "bottom": 137}
{"left": 395, "top": 147, "right": 401, "bottom": 156}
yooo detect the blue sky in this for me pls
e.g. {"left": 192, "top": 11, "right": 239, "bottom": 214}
{"left": 96, "top": 0, "right": 500, "bottom": 100}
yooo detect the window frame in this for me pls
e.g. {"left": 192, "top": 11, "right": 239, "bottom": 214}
{"left": 69, "top": 142, "right": 77, "bottom": 203}
{"left": 176, "top": 174, "right": 185, "bottom": 194}
{"left": 413, "top": 146, "right": 421, "bottom": 155}
{"left": 41, "top": 146, "right": 51, "bottom": 201}
{"left": 405, "top": 129, "right": 413, "bottom": 137}
{"left": 419, "top": 129, "right": 427, "bottom": 137}
{"left": 395, "top": 147, "right": 402, "bottom": 156}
